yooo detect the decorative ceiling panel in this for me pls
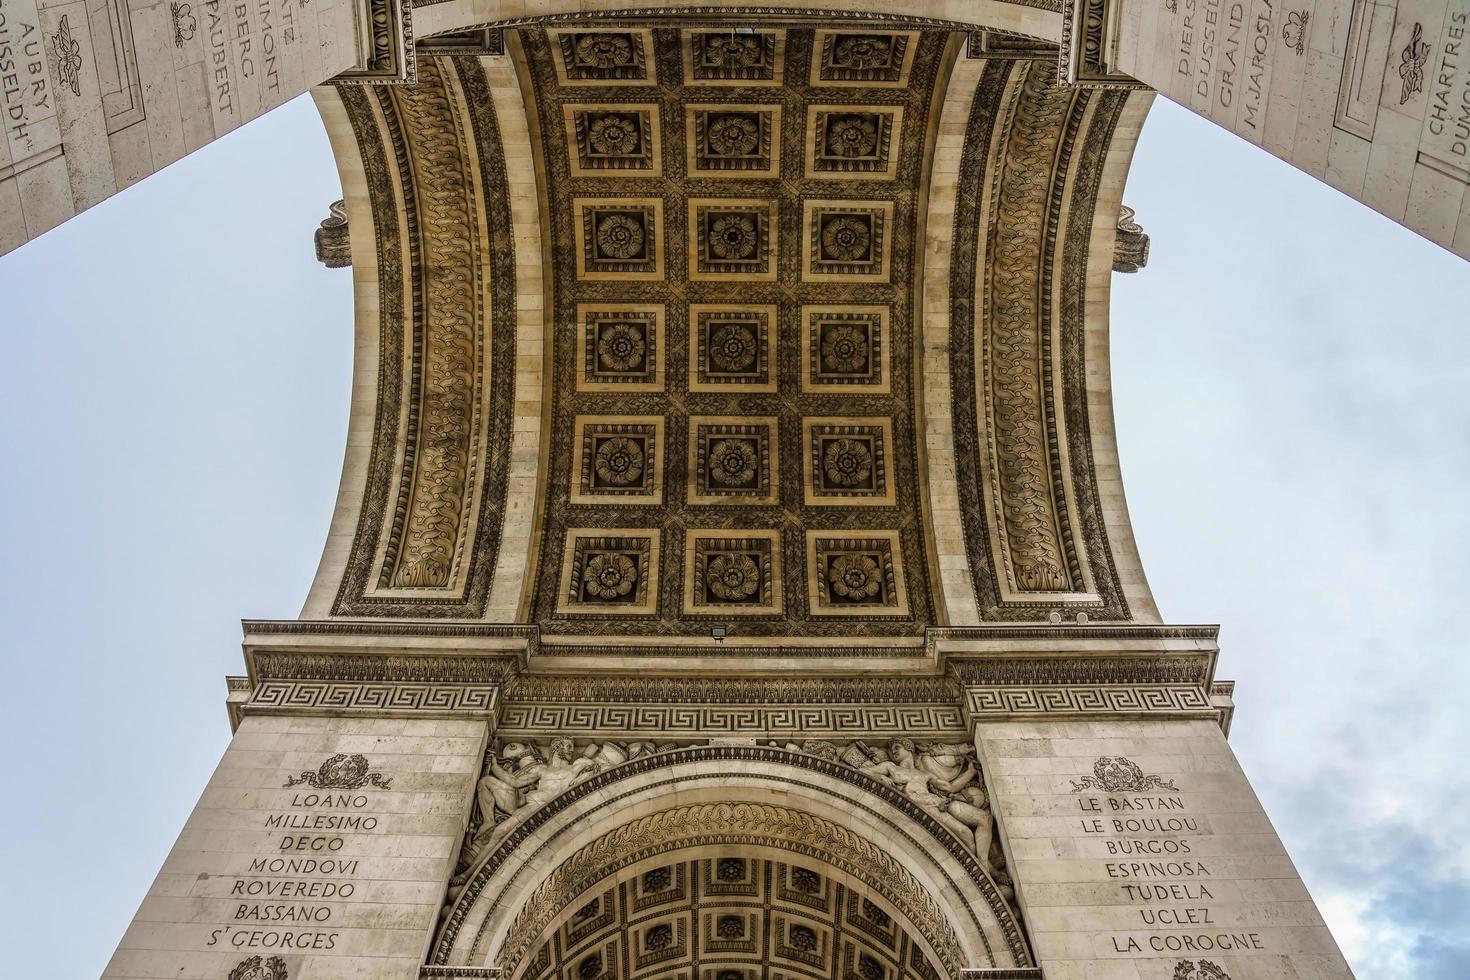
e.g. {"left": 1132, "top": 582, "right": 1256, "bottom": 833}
{"left": 520, "top": 857, "right": 944, "bottom": 980}
{"left": 521, "top": 26, "right": 953, "bottom": 636}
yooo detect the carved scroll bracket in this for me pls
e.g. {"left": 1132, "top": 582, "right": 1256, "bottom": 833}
{"left": 314, "top": 200, "right": 351, "bottom": 268}
{"left": 1113, "top": 204, "right": 1150, "bottom": 272}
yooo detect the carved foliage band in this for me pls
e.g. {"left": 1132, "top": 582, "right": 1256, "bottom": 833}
{"left": 333, "top": 57, "right": 517, "bottom": 616}
{"left": 383, "top": 60, "right": 483, "bottom": 590}
{"left": 983, "top": 63, "right": 1078, "bottom": 596}
{"left": 948, "top": 60, "right": 1132, "bottom": 618}
{"left": 495, "top": 803, "right": 969, "bottom": 977}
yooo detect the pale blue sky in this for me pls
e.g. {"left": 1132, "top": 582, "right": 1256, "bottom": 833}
{"left": 1, "top": 92, "right": 1467, "bottom": 978}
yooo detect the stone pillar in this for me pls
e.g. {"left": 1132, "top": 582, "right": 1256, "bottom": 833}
{"left": 975, "top": 716, "right": 1355, "bottom": 980}
{"left": 1066, "top": 0, "right": 1470, "bottom": 258}
{"left": 102, "top": 637, "right": 510, "bottom": 980}
{"left": 0, "top": 0, "right": 411, "bottom": 254}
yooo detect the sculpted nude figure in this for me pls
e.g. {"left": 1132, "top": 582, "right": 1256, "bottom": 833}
{"left": 860, "top": 738, "right": 996, "bottom": 867}
{"left": 473, "top": 737, "right": 598, "bottom": 848}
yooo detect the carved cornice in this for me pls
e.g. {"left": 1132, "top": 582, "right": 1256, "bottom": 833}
{"left": 947, "top": 654, "right": 1212, "bottom": 686}
{"left": 410, "top": 4, "right": 1064, "bottom": 20}
{"left": 1211, "top": 679, "right": 1236, "bottom": 736}
{"left": 250, "top": 651, "right": 519, "bottom": 684}
{"left": 537, "top": 642, "right": 928, "bottom": 658}
{"left": 421, "top": 969, "right": 501, "bottom": 979}
{"left": 336, "top": 0, "right": 417, "bottom": 84}
{"left": 1057, "top": 0, "right": 1148, "bottom": 88}
{"left": 931, "top": 625, "right": 1219, "bottom": 643}
{"left": 243, "top": 619, "right": 536, "bottom": 641}
{"left": 966, "top": 30, "right": 1059, "bottom": 60}
{"left": 506, "top": 675, "right": 960, "bottom": 703}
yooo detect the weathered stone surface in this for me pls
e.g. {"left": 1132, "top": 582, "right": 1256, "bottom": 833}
{"left": 102, "top": 715, "right": 485, "bottom": 980}
{"left": 977, "top": 718, "right": 1356, "bottom": 979}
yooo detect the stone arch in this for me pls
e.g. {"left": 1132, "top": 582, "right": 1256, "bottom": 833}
{"left": 300, "top": 16, "right": 1165, "bottom": 632}
{"left": 433, "top": 747, "right": 1031, "bottom": 973}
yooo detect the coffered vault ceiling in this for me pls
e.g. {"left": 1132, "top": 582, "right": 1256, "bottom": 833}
{"left": 524, "top": 27, "right": 945, "bottom": 638}
{"left": 306, "top": 17, "right": 1162, "bottom": 640}
{"left": 519, "top": 856, "right": 944, "bottom": 980}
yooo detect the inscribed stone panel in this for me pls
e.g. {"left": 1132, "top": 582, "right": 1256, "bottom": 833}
{"left": 102, "top": 715, "right": 485, "bottom": 980}
{"left": 976, "top": 718, "right": 1355, "bottom": 980}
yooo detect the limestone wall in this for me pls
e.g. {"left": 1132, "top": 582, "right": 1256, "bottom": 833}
{"left": 102, "top": 714, "right": 486, "bottom": 980}
{"left": 978, "top": 717, "right": 1355, "bottom": 980}
{"left": 1116, "top": 0, "right": 1470, "bottom": 256}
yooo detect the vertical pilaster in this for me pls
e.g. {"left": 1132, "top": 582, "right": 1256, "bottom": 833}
{"left": 974, "top": 716, "right": 1354, "bottom": 980}
{"left": 102, "top": 637, "right": 514, "bottom": 980}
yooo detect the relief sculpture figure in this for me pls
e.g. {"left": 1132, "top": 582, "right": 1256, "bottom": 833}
{"left": 857, "top": 738, "right": 995, "bottom": 862}
{"left": 474, "top": 737, "right": 600, "bottom": 849}
{"left": 447, "top": 737, "right": 670, "bottom": 909}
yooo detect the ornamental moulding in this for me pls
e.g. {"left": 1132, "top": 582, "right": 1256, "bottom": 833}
{"left": 434, "top": 746, "right": 1029, "bottom": 971}
{"left": 946, "top": 653, "right": 1214, "bottom": 686}
{"left": 330, "top": 57, "right": 519, "bottom": 617}
{"left": 948, "top": 58, "right": 1137, "bottom": 619}
{"left": 497, "top": 802, "right": 970, "bottom": 975}
{"left": 335, "top": 0, "right": 416, "bottom": 84}
{"left": 504, "top": 674, "right": 961, "bottom": 704}
{"left": 247, "top": 651, "right": 521, "bottom": 684}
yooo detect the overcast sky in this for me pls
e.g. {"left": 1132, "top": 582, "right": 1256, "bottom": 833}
{"left": 0, "top": 91, "right": 1466, "bottom": 978}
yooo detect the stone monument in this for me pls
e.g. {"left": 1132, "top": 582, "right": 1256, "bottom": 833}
{"left": 3, "top": 7, "right": 1372, "bottom": 980}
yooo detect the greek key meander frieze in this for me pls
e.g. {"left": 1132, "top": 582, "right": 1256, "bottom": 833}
{"left": 248, "top": 681, "right": 499, "bottom": 714}
{"left": 966, "top": 685, "right": 1212, "bottom": 716}
{"left": 333, "top": 58, "right": 518, "bottom": 617}
{"left": 435, "top": 745, "right": 1029, "bottom": 974}
{"left": 502, "top": 675, "right": 961, "bottom": 703}
{"left": 494, "top": 703, "right": 966, "bottom": 736}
